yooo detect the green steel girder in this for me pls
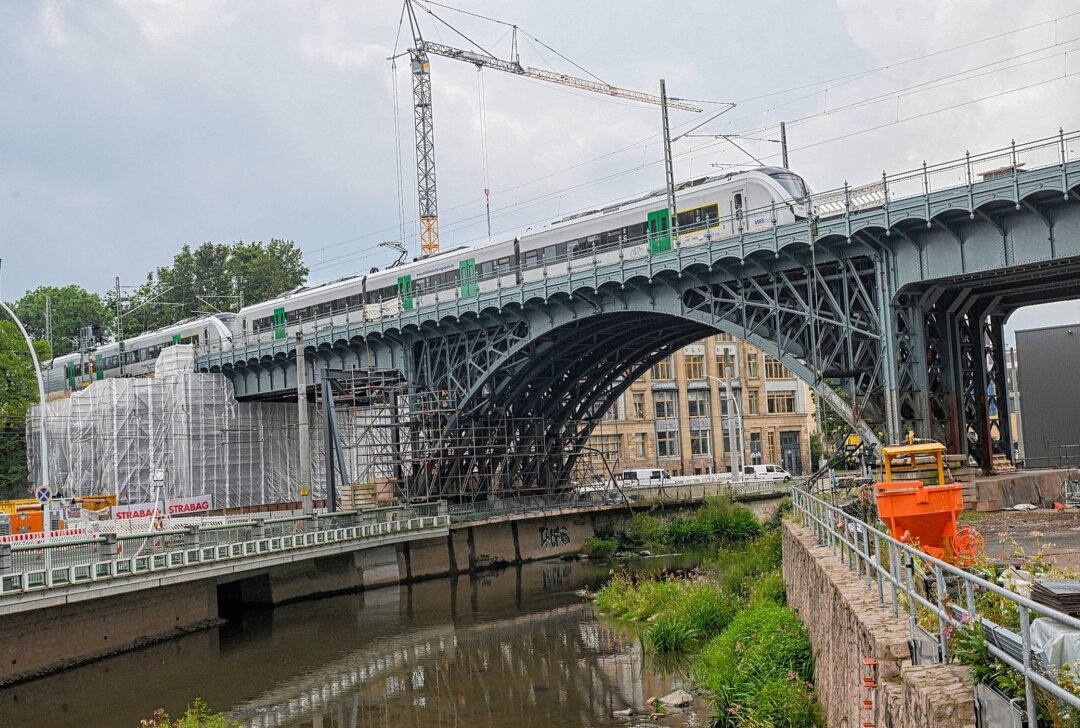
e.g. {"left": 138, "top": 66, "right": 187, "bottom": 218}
{"left": 198, "top": 148, "right": 1080, "bottom": 487}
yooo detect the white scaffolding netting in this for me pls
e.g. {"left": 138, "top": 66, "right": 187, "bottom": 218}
{"left": 24, "top": 346, "right": 400, "bottom": 509}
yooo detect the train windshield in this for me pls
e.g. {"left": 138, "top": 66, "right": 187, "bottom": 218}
{"left": 768, "top": 171, "right": 811, "bottom": 199}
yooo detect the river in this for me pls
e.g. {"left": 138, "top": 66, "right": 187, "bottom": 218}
{"left": 0, "top": 555, "right": 711, "bottom": 728}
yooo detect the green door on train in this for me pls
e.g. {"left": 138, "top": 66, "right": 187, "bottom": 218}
{"left": 272, "top": 307, "right": 287, "bottom": 340}
{"left": 647, "top": 208, "right": 672, "bottom": 253}
{"left": 397, "top": 274, "right": 414, "bottom": 311}
{"left": 459, "top": 258, "right": 477, "bottom": 298}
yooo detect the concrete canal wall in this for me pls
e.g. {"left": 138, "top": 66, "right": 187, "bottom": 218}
{"left": 0, "top": 506, "right": 622, "bottom": 685}
{"left": 782, "top": 521, "right": 976, "bottom": 728}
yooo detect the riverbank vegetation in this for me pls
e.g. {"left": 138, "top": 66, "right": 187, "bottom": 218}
{"left": 593, "top": 498, "right": 823, "bottom": 727}
{"left": 139, "top": 698, "right": 240, "bottom": 727}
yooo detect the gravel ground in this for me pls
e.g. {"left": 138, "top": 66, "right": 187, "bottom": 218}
{"left": 965, "top": 508, "right": 1080, "bottom": 568}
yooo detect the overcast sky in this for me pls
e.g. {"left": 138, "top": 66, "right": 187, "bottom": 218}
{"left": 3, "top": 0, "right": 1080, "bottom": 341}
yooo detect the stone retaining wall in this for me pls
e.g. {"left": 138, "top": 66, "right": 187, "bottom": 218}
{"left": 782, "top": 521, "right": 975, "bottom": 728}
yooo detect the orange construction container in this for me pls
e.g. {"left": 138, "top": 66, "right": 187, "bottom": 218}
{"left": 874, "top": 480, "right": 980, "bottom": 563}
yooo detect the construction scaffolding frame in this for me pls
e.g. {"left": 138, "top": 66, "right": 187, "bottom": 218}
{"left": 318, "top": 368, "right": 617, "bottom": 504}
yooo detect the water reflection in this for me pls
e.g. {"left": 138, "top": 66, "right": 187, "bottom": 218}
{"left": 0, "top": 556, "right": 705, "bottom": 728}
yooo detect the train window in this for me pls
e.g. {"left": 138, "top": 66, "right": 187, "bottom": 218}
{"left": 497, "top": 257, "right": 512, "bottom": 272}
{"left": 318, "top": 302, "right": 332, "bottom": 316}
{"left": 524, "top": 249, "right": 541, "bottom": 268}
{"left": 734, "top": 193, "right": 743, "bottom": 211}
{"left": 768, "top": 172, "right": 810, "bottom": 199}
{"left": 676, "top": 204, "right": 720, "bottom": 233}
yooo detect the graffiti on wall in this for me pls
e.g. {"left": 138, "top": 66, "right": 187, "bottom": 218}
{"left": 539, "top": 525, "right": 571, "bottom": 549}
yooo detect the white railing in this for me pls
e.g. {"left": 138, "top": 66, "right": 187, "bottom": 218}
{"left": 792, "top": 487, "right": 1080, "bottom": 725}
{"left": 0, "top": 512, "right": 450, "bottom": 598}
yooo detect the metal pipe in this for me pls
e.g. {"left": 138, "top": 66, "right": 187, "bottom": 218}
{"left": 296, "top": 333, "right": 312, "bottom": 514}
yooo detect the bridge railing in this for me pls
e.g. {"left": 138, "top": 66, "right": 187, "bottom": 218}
{"left": 0, "top": 509, "right": 451, "bottom": 598}
{"left": 444, "top": 479, "right": 790, "bottom": 522}
{"left": 214, "top": 129, "right": 1080, "bottom": 355}
{"left": 791, "top": 486, "right": 1080, "bottom": 724}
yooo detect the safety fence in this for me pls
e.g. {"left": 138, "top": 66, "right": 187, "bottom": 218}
{"left": 0, "top": 508, "right": 450, "bottom": 598}
{"left": 792, "top": 487, "right": 1080, "bottom": 726}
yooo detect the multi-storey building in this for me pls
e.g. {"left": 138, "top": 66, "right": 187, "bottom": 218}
{"left": 588, "top": 333, "right": 816, "bottom": 477}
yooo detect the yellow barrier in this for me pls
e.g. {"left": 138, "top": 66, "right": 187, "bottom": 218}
{"left": 0, "top": 499, "right": 38, "bottom": 515}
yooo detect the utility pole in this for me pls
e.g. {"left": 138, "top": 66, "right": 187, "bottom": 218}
{"left": 780, "top": 121, "right": 789, "bottom": 168}
{"left": 44, "top": 295, "right": 52, "bottom": 359}
{"left": 115, "top": 277, "right": 124, "bottom": 376}
{"left": 660, "top": 79, "right": 678, "bottom": 242}
{"left": 296, "top": 333, "right": 313, "bottom": 514}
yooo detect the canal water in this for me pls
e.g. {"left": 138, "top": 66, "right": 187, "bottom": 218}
{"left": 0, "top": 555, "right": 711, "bottom": 728}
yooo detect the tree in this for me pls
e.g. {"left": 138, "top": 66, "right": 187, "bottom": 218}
{"left": 0, "top": 320, "right": 51, "bottom": 499}
{"left": 109, "top": 239, "right": 308, "bottom": 336}
{"left": 12, "top": 285, "right": 112, "bottom": 357}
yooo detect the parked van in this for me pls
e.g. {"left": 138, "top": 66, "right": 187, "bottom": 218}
{"left": 742, "top": 464, "right": 793, "bottom": 482}
{"left": 621, "top": 469, "right": 673, "bottom": 488}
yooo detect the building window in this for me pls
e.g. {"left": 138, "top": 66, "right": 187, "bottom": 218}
{"left": 687, "top": 390, "right": 710, "bottom": 418}
{"left": 767, "top": 392, "right": 797, "bottom": 414}
{"left": 715, "top": 351, "right": 736, "bottom": 379}
{"left": 589, "top": 434, "right": 622, "bottom": 460}
{"left": 716, "top": 332, "right": 734, "bottom": 342}
{"left": 765, "top": 356, "right": 791, "bottom": 379}
{"left": 652, "top": 356, "right": 673, "bottom": 380}
{"left": 634, "top": 432, "right": 647, "bottom": 458}
{"left": 685, "top": 354, "right": 705, "bottom": 380}
{"left": 690, "top": 427, "right": 711, "bottom": 457}
{"left": 603, "top": 402, "right": 619, "bottom": 420}
{"left": 767, "top": 430, "right": 776, "bottom": 461}
{"left": 746, "top": 353, "right": 759, "bottom": 379}
{"left": 632, "top": 393, "right": 645, "bottom": 419}
{"left": 654, "top": 390, "right": 677, "bottom": 419}
{"left": 657, "top": 430, "right": 679, "bottom": 458}
{"left": 747, "top": 389, "right": 760, "bottom": 415}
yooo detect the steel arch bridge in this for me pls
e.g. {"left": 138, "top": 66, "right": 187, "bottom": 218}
{"left": 200, "top": 132, "right": 1080, "bottom": 498}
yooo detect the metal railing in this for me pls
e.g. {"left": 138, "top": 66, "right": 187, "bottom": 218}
{"left": 445, "top": 478, "right": 790, "bottom": 522}
{"left": 214, "top": 129, "right": 1080, "bottom": 354}
{"left": 0, "top": 508, "right": 450, "bottom": 598}
{"left": 792, "top": 487, "right": 1080, "bottom": 725}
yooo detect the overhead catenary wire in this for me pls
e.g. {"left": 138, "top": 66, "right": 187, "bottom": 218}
{"left": 300, "top": 10, "right": 1080, "bottom": 279}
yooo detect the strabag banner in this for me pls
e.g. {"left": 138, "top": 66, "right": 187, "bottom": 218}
{"left": 114, "top": 494, "right": 214, "bottom": 520}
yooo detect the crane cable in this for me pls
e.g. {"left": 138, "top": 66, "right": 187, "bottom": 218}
{"left": 477, "top": 68, "right": 493, "bottom": 244}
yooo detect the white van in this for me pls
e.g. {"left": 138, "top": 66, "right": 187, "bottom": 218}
{"left": 621, "top": 469, "right": 673, "bottom": 488}
{"left": 742, "top": 464, "right": 793, "bottom": 482}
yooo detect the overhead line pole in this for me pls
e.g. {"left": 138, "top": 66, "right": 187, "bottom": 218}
{"left": 660, "top": 79, "right": 678, "bottom": 243}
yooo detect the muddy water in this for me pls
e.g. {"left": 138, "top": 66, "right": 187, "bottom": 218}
{"left": 0, "top": 555, "right": 711, "bottom": 728}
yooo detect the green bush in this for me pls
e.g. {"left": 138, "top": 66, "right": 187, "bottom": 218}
{"left": 678, "top": 583, "right": 738, "bottom": 638}
{"left": 744, "top": 676, "right": 824, "bottom": 727}
{"left": 140, "top": 699, "right": 240, "bottom": 727}
{"left": 595, "top": 572, "right": 684, "bottom": 620}
{"left": 711, "top": 531, "right": 782, "bottom": 599}
{"left": 583, "top": 536, "right": 617, "bottom": 559}
{"left": 749, "top": 571, "right": 787, "bottom": 606}
{"left": 645, "top": 611, "right": 699, "bottom": 652}
{"left": 694, "top": 603, "right": 815, "bottom": 725}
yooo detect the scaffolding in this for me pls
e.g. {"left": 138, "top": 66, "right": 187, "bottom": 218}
{"left": 319, "top": 368, "right": 615, "bottom": 504}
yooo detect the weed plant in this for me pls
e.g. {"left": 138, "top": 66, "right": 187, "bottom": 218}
{"left": 593, "top": 501, "right": 823, "bottom": 726}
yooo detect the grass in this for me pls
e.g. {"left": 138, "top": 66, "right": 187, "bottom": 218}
{"left": 594, "top": 497, "right": 763, "bottom": 554}
{"left": 593, "top": 502, "right": 823, "bottom": 726}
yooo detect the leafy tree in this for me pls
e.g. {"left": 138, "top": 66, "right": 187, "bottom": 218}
{"left": 109, "top": 240, "right": 307, "bottom": 337}
{"left": 12, "top": 285, "right": 112, "bottom": 357}
{"left": 0, "top": 320, "right": 51, "bottom": 499}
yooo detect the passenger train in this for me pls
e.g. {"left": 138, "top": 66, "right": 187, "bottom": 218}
{"left": 45, "top": 166, "right": 811, "bottom": 394}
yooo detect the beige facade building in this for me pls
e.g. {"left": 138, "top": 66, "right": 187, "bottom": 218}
{"left": 588, "top": 333, "right": 816, "bottom": 477}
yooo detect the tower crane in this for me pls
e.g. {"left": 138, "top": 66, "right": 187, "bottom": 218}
{"left": 397, "top": 0, "right": 703, "bottom": 257}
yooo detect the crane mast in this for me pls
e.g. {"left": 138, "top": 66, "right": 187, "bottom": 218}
{"left": 400, "top": 0, "right": 702, "bottom": 257}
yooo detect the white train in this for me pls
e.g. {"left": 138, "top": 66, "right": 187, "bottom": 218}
{"left": 47, "top": 315, "right": 235, "bottom": 392}
{"left": 45, "top": 166, "right": 811, "bottom": 393}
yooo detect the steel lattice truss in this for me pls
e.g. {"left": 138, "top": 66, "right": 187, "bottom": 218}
{"left": 396, "top": 249, "right": 888, "bottom": 500}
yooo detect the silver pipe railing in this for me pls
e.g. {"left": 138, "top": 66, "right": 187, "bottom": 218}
{"left": 792, "top": 486, "right": 1080, "bottom": 724}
